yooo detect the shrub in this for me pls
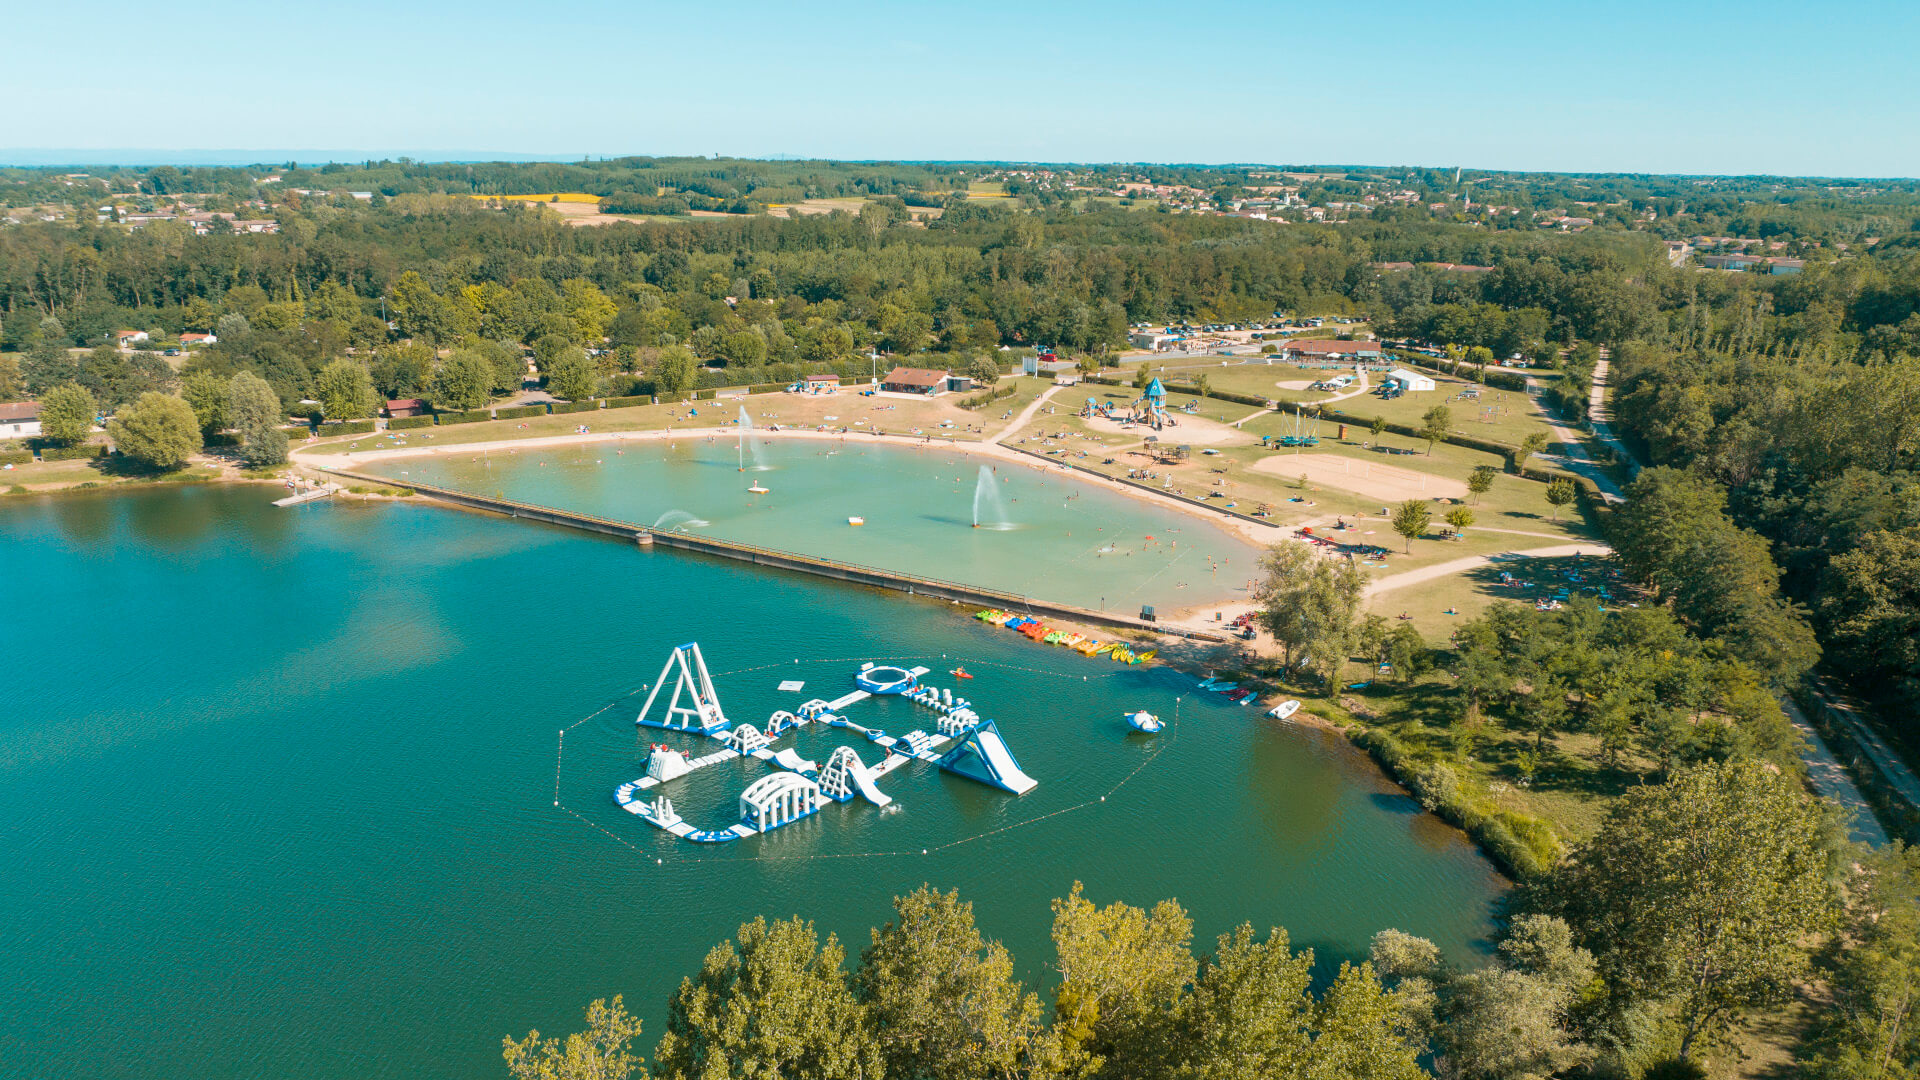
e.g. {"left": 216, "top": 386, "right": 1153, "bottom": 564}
{"left": 0, "top": 447, "right": 33, "bottom": 466}
{"left": 202, "top": 432, "right": 241, "bottom": 448}
{"left": 603, "top": 395, "right": 650, "bottom": 410}
{"left": 492, "top": 404, "right": 549, "bottom": 420}
{"left": 551, "top": 400, "right": 601, "bottom": 414}
{"left": 387, "top": 415, "right": 435, "bottom": 430}
{"left": 317, "top": 419, "right": 375, "bottom": 436}
{"left": 959, "top": 384, "right": 1019, "bottom": 410}
{"left": 435, "top": 410, "right": 491, "bottom": 425}
{"left": 37, "top": 442, "right": 109, "bottom": 461}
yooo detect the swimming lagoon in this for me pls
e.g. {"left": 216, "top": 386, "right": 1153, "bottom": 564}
{"left": 357, "top": 436, "right": 1263, "bottom": 612}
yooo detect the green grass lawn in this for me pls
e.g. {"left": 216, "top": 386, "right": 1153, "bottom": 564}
{"left": 1366, "top": 552, "right": 1625, "bottom": 640}
{"left": 1353, "top": 672, "right": 1652, "bottom": 843}
{"left": 1336, "top": 372, "right": 1561, "bottom": 448}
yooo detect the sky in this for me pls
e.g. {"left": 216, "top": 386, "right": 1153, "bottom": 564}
{"left": 5, "top": 0, "right": 1917, "bottom": 177}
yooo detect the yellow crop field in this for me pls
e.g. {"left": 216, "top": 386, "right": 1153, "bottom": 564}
{"left": 467, "top": 192, "right": 603, "bottom": 204}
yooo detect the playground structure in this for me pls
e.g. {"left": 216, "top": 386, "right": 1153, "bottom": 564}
{"left": 1270, "top": 406, "right": 1321, "bottom": 448}
{"left": 1131, "top": 378, "right": 1175, "bottom": 430}
{"left": 614, "top": 650, "right": 1038, "bottom": 843}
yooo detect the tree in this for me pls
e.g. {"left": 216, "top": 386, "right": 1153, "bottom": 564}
{"left": 38, "top": 382, "right": 97, "bottom": 446}
{"left": 652, "top": 916, "right": 880, "bottom": 1080}
{"left": 1050, "top": 881, "right": 1195, "bottom": 1075}
{"left": 1445, "top": 507, "right": 1475, "bottom": 537}
{"left": 854, "top": 886, "right": 1040, "bottom": 1080}
{"left": 1801, "top": 844, "right": 1920, "bottom": 1079}
{"left": 1392, "top": 499, "right": 1432, "bottom": 553}
{"left": 180, "top": 371, "right": 230, "bottom": 436}
{"left": 316, "top": 359, "right": 377, "bottom": 420}
{"left": 654, "top": 346, "right": 697, "bottom": 396}
{"left": 1467, "top": 465, "right": 1496, "bottom": 504}
{"left": 108, "top": 392, "right": 200, "bottom": 469}
{"left": 1386, "top": 623, "right": 1426, "bottom": 684}
{"left": 1358, "top": 613, "right": 1392, "bottom": 673}
{"left": 1254, "top": 543, "right": 1370, "bottom": 684}
{"left": 371, "top": 343, "right": 435, "bottom": 399}
{"left": 1548, "top": 759, "right": 1838, "bottom": 1061}
{"left": 0, "top": 353, "right": 22, "bottom": 400}
{"left": 433, "top": 349, "right": 495, "bottom": 412}
{"left": 1370, "top": 414, "right": 1388, "bottom": 444}
{"left": 1516, "top": 431, "right": 1550, "bottom": 471}
{"left": 966, "top": 355, "right": 1002, "bottom": 385}
{"left": 1169, "top": 924, "right": 1316, "bottom": 1080}
{"left": 1192, "top": 373, "right": 1210, "bottom": 399}
{"left": 229, "top": 370, "right": 287, "bottom": 467}
{"left": 1436, "top": 917, "right": 1596, "bottom": 1080}
{"left": 545, "top": 347, "right": 596, "bottom": 402}
{"left": 1520, "top": 678, "right": 1570, "bottom": 753}
{"left": 503, "top": 996, "right": 647, "bottom": 1080}
{"left": 1420, "top": 405, "right": 1452, "bottom": 454}
{"left": 720, "top": 330, "right": 768, "bottom": 366}
{"left": 1544, "top": 477, "right": 1575, "bottom": 522}
{"left": 1307, "top": 962, "right": 1428, "bottom": 1080}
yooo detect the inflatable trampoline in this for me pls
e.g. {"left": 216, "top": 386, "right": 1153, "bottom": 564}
{"left": 855, "top": 665, "right": 918, "bottom": 695}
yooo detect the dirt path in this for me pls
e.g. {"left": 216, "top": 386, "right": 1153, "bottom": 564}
{"left": 1363, "top": 543, "right": 1612, "bottom": 598}
{"left": 988, "top": 383, "right": 1062, "bottom": 445}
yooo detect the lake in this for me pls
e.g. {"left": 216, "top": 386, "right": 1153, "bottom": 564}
{"left": 0, "top": 484, "right": 1502, "bottom": 1079}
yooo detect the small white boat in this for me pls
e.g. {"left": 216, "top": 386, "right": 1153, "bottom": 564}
{"left": 1125, "top": 710, "right": 1164, "bottom": 733}
{"left": 1267, "top": 699, "right": 1301, "bottom": 722}
{"left": 848, "top": 516, "right": 865, "bottom": 526}
{"left": 748, "top": 484, "right": 769, "bottom": 494}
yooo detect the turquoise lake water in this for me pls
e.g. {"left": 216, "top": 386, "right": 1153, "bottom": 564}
{"left": 357, "top": 437, "right": 1262, "bottom": 611}
{"left": 0, "top": 485, "right": 1502, "bottom": 1079}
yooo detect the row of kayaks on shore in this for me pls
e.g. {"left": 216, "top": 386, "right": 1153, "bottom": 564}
{"left": 973, "top": 610, "right": 1158, "bottom": 664}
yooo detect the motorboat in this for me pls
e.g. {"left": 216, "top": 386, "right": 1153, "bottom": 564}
{"left": 1267, "top": 699, "right": 1301, "bottom": 722}
{"left": 1125, "top": 710, "right": 1164, "bottom": 733}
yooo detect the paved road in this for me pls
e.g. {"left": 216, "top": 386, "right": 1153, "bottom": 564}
{"left": 1784, "top": 696, "right": 1892, "bottom": 847}
{"left": 1811, "top": 680, "right": 1920, "bottom": 810}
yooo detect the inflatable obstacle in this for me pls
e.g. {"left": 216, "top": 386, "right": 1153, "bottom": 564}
{"left": 935, "top": 720, "right": 1037, "bottom": 795}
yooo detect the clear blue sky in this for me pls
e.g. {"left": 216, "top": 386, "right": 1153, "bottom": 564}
{"left": 7, "top": 0, "right": 1917, "bottom": 176}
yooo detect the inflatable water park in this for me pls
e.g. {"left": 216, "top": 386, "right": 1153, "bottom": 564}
{"left": 613, "top": 643, "right": 1038, "bottom": 843}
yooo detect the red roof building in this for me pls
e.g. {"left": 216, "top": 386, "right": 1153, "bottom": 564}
{"left": 385, "top": 398, "right": 427, "bottom": 418}
{"left": 880, "top": 367, "right": 949, "bottom": 395}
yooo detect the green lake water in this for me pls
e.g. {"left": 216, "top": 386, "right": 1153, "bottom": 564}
{"left": 1, "top": 484, "right": 1502, "bottom": 1080}
{"left": 358, "top": 437, "right": 1261, "bottom": 611}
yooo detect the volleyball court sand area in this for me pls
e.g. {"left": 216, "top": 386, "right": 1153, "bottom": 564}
{"left": 1250, "top": 453, "right": 1468, "bottom": 502}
